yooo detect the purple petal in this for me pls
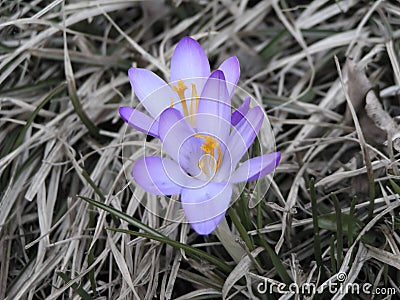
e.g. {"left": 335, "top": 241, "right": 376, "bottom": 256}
{"left": 218, "top": 56, "right": 240, "bottom": 96}
{"left": 225, "top": 106, "right": 264, "bottom": 168}
{"left": 230, "top": 152, "right": 281, "bottom": 183}
{"left": 197, "top": 70, "right": 231, "bottom": 143}
{"left": 231, "top": 96, "right": 250, "bottom": 126}
{"left": 170, "top": 37, "right": 210, "bottom": 83}
{"left": 132, "top": 156, "right": 190, "bottom": 195}
{"left": 158, "top": 108, "right": 203, "bottom": 175}
{"left": 128, "top": 68, "right": 173, "bottom": 117}
{"left": 181, "top": 182, "right": 232, "bottom": 235}
{"left": 119, "top": 106, "right": 159, "bottom": 137}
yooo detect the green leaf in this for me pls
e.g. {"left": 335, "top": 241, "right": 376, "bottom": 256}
{"left": 236, "top": 192, "right": 253, "bottom": 230}
{"left": 13, "top": 83, "right": 66, "bottom": 151}
{"left": 332, "top": 194, "right": 343, "bottom": 268}
{"left": 77, "top": 196, "right": 165, "bottom": 238}
{"left": 56, "top": 271, "right": 92, "bottom": 300}
{"left": 260, "top": 30, "right": 288, "bottom": 61}
{"left": 330, "top": 235, "right": 336, "bottom": 274}
{"left": 228, "top": 207, "right": 255, "bottom": 252}
{"left": 81, "top": 170, "right": 106, "bottom": 201}
{"left": 107, "top": 228, "right": 232, "bottom": 274}
{"left": 389, "top": 179, "right": 400, "bottom": 195}
{"left": 77, "top": 196, "right": 233, "bottom": 274}
{"left": 0, "top": 78, "right": 61, "bottom": 97}
{"left": 348, "top": 196, "right": 357, "bottom": 247}
{"left": 87, "top": 203, "right": 97, "bottom": 296}
{"left": 256, "top": 236, "right": 292, "bottom": 285}
{"left": 298, "top": 89, "right": 315, "bottom": 103}
{"left": 318, "top": 213, "right": 362, "bottom": 235}
{"left": 310, "top": 178, "right": 323, "bottom": 267}
{"left": 64, "top": 33, "right": 101, "bottom": 139}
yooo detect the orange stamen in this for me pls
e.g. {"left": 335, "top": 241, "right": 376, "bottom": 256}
{"left": 172, "top": 80, "right": 189, "bottom": 117}
{"left": 194, "top": 134, "right": 222, "bottom": 176}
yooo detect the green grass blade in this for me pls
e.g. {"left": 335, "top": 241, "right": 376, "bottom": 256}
{"left": 81, "top": 170, "right": 106, "bottom": 201}
{"left": 87, "top": 248, "right": 97, "bottom": 297}
{"left": 13, "top": 83, "right": 66, "bottom": 151}
{"left": 348, "top": 196, "right": 357, "bottom": 268}
{"left": 236, "top": 192, "right": 253, "bottom": 230}
{"left": 56, "top": 271, "right": 92, "bottom": 300}
{"left": 348, "top": 196, "right": 357, "bottom": 247}
{"left": 87, "top": 203, "right": 97, "bottom": 297}
{"left": 260, "top": 29, "right": 288, "bottom": 61}
{"left": 107, "top": 228, "right": 232, "bottom": 274}
{"left": 0, "top": 78, "right": 61, "bottom": 96}
{"left": 1, "top": 83, "right": 63, "bottom": 189}
{"left": 256, "top": 201, "right": 262, "bottom": 230}
{"left": 310, "top": 178, "right": 323, "bottom": 267}
{"left": 256, "top": 235, "right": 292, "bottom": 285}
{"left": 67, "top": 80, "right": 102, "bottom": 138}
{"left": 77, "top": 196, "right": 165, "bottom": 238}
{"left": 63, "top": 25, "right": 101, "bottom": 139}
{"left": 79, "top": 195, "right": 232, "bottom": 274}
{"left": 332, "top": 194, "right": 343, "bottom": 268}
{"left": 318, "top": 213, "right": 361, "bottom": 234}
{"left": 389, "top": 179, "right": 400, "bottom": 195}
{"left": 330, "top": 235, "right": 337, "bottom": 274}
{"left": 228, "top": 207, "right": 255, "bottom": 252}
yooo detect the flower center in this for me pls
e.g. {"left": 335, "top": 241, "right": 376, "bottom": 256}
{"left": 171, "top": 79, "right": 199, "bottom": 126}
{"left": 194, "top": 134, "right": 222, "bottom": 178}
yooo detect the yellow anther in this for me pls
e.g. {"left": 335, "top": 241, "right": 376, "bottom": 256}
{"left": 170, "top": 97, "right": 175, "bottom": 108}
{"left": 201, "top": 136, "right": 218, "bottom": 154}
{"left": 190, "top": 83, "right": 199, "bottom": 116}
{"left": 194, "top": 134, "right": 222, "bottom": 177}
{"left": 172, "top": 80, "right": 187, "bottom": 95}
{"left": 171, "top": 80, "right": 201, "bottom": 127}
{"left": 172, "top": 80, "right": 189, "bottom": 117}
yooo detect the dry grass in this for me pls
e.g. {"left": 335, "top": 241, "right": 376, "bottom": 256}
{"left": 1, "top": 0, "right": 400, "bottom": 299}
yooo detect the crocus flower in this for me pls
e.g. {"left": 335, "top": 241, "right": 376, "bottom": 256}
{"left": 119, "top": 36, "right": 244, "bottom": 137}
{"left": 131, "top": 71, "right": 281, "bottom": 235}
